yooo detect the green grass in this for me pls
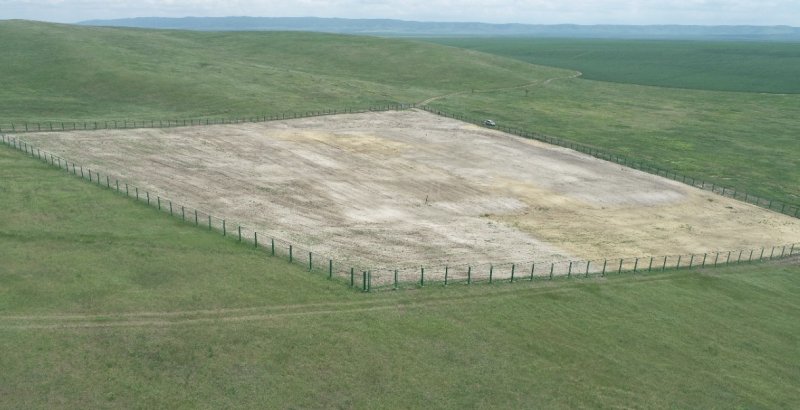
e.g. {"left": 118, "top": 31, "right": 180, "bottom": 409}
{"left": 3, "top": 21, "right": 800, "bottom": 206}
{"left": 426, "top": 38, "right": 800, "bottom": 94}
{"left": 0, "top": 20, "right": 568, "bottom": 124}
{"left": 429, "top": 78, "right": 800, "bottom": 205}
{"left": 2, "top": 139, "right": 800, "bottom": 408}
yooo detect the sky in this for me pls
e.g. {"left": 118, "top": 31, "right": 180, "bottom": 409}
{"left": 0, "top": 0, "right": 797, "bottom": 26}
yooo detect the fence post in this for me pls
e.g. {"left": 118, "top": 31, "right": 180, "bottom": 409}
{"left": 713, "top": 252, "right": 719, "bottom": 267}
{"left": 530, "top": 263, "right": 535, "bottom": 281}
{"left": 116, "top": 180, "right": 119, "bottom": 192}
{"left": 602, "top": 259, "right": 607, "bottom": 276}
{"left": 550, "top": 263, "right": 554, "bottom": 279}
{"left": 254, "top": 232, "right": 258, "bottom": 248}
{"left": 444, "top": 266, "right": 449, "bottom": 286}
{"left": 567, "top": 261, "right": 572, "bottom": 278}
{"left": 420, "top": 267, "right": 425, "bottom": 287}
{"left": 748, "top": 249, "right": 754, "bottom": 262}
{"left": 489, "top": 265, "right": 493, "bottom": 283}
{"left": 662, "top": 256, "right": 668, "bottom": 271}
{"left": 363, "top": 271, "right": 368, "bottom": 292}
{"left": 769, "top": 247, "right": 775, "bottom": 260}
{"left": 759, "top": 248, "right": 765, "bottom": 261}
{"left": 271, "top": 238, "right": 275, "bottom": 256}
{"left": 289, "top": 245, "right": 293, "bottom": 262}
{"left": 701, "top": 253, "right": 707, "bottom": 267}
{"left": 737, "top": 250, "right": 743, "bottom": 263}
{"left": 238, "top": 226, "right": 242, "bottom": 242}
{"left": 394, "top": 270, "right": 398, "bottom": 289}
{"left": 157, "top": 197, "right": 161, "bottom": 210}
{"left": 510, "top": 264, "right": 515, "bottom": 283}
{"left": 350, "top": 268, "right": 354, "bottom": 287}
{"left": 329, "top": 259, "right": 333, "bottom": 279}
{"left": 468, "top": 266, "right": 472, "bottom": 284}
{"left": 633, "top": 258, "right": 639, "bottom": 274}
{"left": 648, "top": 257, "right": 653, "bottom": 272}
{"left": 585, "top": 261, "right": 590, "bottom": 277}
{"left": 208, "top": 215, "right": 212, "bottom": 230}
{"left": 195, "top": 210, "right": 198, "bottom": 226}
{"left": 135, "top": 187, "right": 139, "bottom": 200}
{"left": 676, "top": 255, "right": 682, "bottom": 269}
{"left": 618, "top": 259, "right": 623, "bottom": 274}
{"left": 181, "top": 206, "right": 185, "bottom": 222}
{"left": 309, "top": 252, "right": 313, "bottom": 271}
{"left": 223, "top": 219, "right": 226, "bottom": 236}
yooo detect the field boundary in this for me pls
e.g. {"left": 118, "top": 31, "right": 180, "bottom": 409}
{"left": 3, "top": 133, "right": 797, "bottom": 292}
{"left": 3, "top": 104, "right": 797, "bottom": 219}
{"left": 418, "top": 105, "right": 800, "bottom": 220}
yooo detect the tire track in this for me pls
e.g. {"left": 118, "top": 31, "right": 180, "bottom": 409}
{"left": 417, "top": 71, "right": 582, "bottom": 105}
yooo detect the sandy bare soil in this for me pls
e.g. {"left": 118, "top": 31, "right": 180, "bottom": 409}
{"left": 21, "top": 110, "right": 800, "bottom": 271}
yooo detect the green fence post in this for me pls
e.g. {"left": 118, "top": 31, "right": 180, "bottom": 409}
{"left": 222, "top": 220, "right": 226, "bottom": 236}
{"left": 420, "top": 267, "right": 425, "bottom": 287}
{"left": 363, "top": 272, "right": 368, "bottom": 292}
{"left": 125, "top": 184, "right": 129, "bottom": 196}
{"left": 238, "top": 226, "right": 242, "bottom": 242}
{"left": 350, "top": 268, "right": 355, "bottom": 287}
{"left": 208, "top": 215, "right": 212, "bottom": 230}
{"left": 254, "top": 232, "right": 258, "bottom": 248}
{"left": 106, "top": 176, "right": 110, "bottom": 188}
{"left": 289, "top": 245, "right": 293, "bottom": 262}
{"left": 181, "top": 206, "right": 185, "bottom": 222}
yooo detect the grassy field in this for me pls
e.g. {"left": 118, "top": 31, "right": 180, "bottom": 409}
{"left": 2, "top": 143, "right": 800, "bottom": 408}
{"left": 429, "top": 78, "right": 800, "bottom": 205}
{"left": 2, "top": 21, "right": 799, "bottom": 206}
{"left": 0, "top": 20, "right": 568, "bottom": 124}
{"left": 427, "top": 38, "right": 800, "bottom": 94}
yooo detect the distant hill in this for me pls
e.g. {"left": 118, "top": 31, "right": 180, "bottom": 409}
{"left": 78, "top": 17, "right": 800, "bottom": 40}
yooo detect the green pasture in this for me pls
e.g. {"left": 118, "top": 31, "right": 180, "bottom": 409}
{"left": 427, "top": 38, "right": 800, "bottom": 94}
{"left": 1, "top": 144, "right": 799, "bottom": 408}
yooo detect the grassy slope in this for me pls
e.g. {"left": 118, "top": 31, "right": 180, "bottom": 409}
{"left": 2, "top": 140, "right": 800, "bottom": 408}
{"left": 2, "top": 21, "right": 799, "bottom": 205}
{"left": 429, "top": 78, "right": 800, "bottom": 204}
{"left": 426, "top": 38, "right": 800, "bottom": 94}
{"left": 0, "top": 20, "right": 567, "bottom": 123}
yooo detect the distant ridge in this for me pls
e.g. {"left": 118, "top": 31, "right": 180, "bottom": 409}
{"left": 78, "top": 17, "right": 800, "bottom": 40}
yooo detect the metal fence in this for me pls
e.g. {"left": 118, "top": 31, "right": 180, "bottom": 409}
{"left": 3, "top": 133, "right": 797, "bottom": 293}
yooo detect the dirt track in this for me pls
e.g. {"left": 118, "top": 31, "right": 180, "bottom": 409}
{"left": 22, "top": 110, "right": 800, "bottom": 269}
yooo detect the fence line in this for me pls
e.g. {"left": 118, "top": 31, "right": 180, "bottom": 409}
{"left": 415, "top": 105, "right": 800, "bottom": 220}
{"left": 0, "top": 104, "right": 413, "bottom": 135}
{"left": 4, "top": 103, "right": 796, "bottom": 220}
{"left": 3, "top": 133, "right": 798, "bottom": 292}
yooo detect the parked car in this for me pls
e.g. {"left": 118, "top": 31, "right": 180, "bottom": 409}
{"left": 483, "top": 119, "right": 496, "bottom": 127}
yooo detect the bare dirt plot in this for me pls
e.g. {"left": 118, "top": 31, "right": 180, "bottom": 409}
{"left": 21, "top": 110, "right": 800, "bottom": 272}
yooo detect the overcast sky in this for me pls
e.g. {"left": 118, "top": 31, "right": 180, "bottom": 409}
{"left": 1, "top": 0, "right": 797, "bottom": 25}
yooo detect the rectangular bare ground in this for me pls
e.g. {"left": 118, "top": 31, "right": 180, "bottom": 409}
{"left": 21, "top": 110, "right": 800, "bottom": 275}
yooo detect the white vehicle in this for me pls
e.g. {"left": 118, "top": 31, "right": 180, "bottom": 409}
{"left": 483, "top": 119, "right": 496, "bottom": 127}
